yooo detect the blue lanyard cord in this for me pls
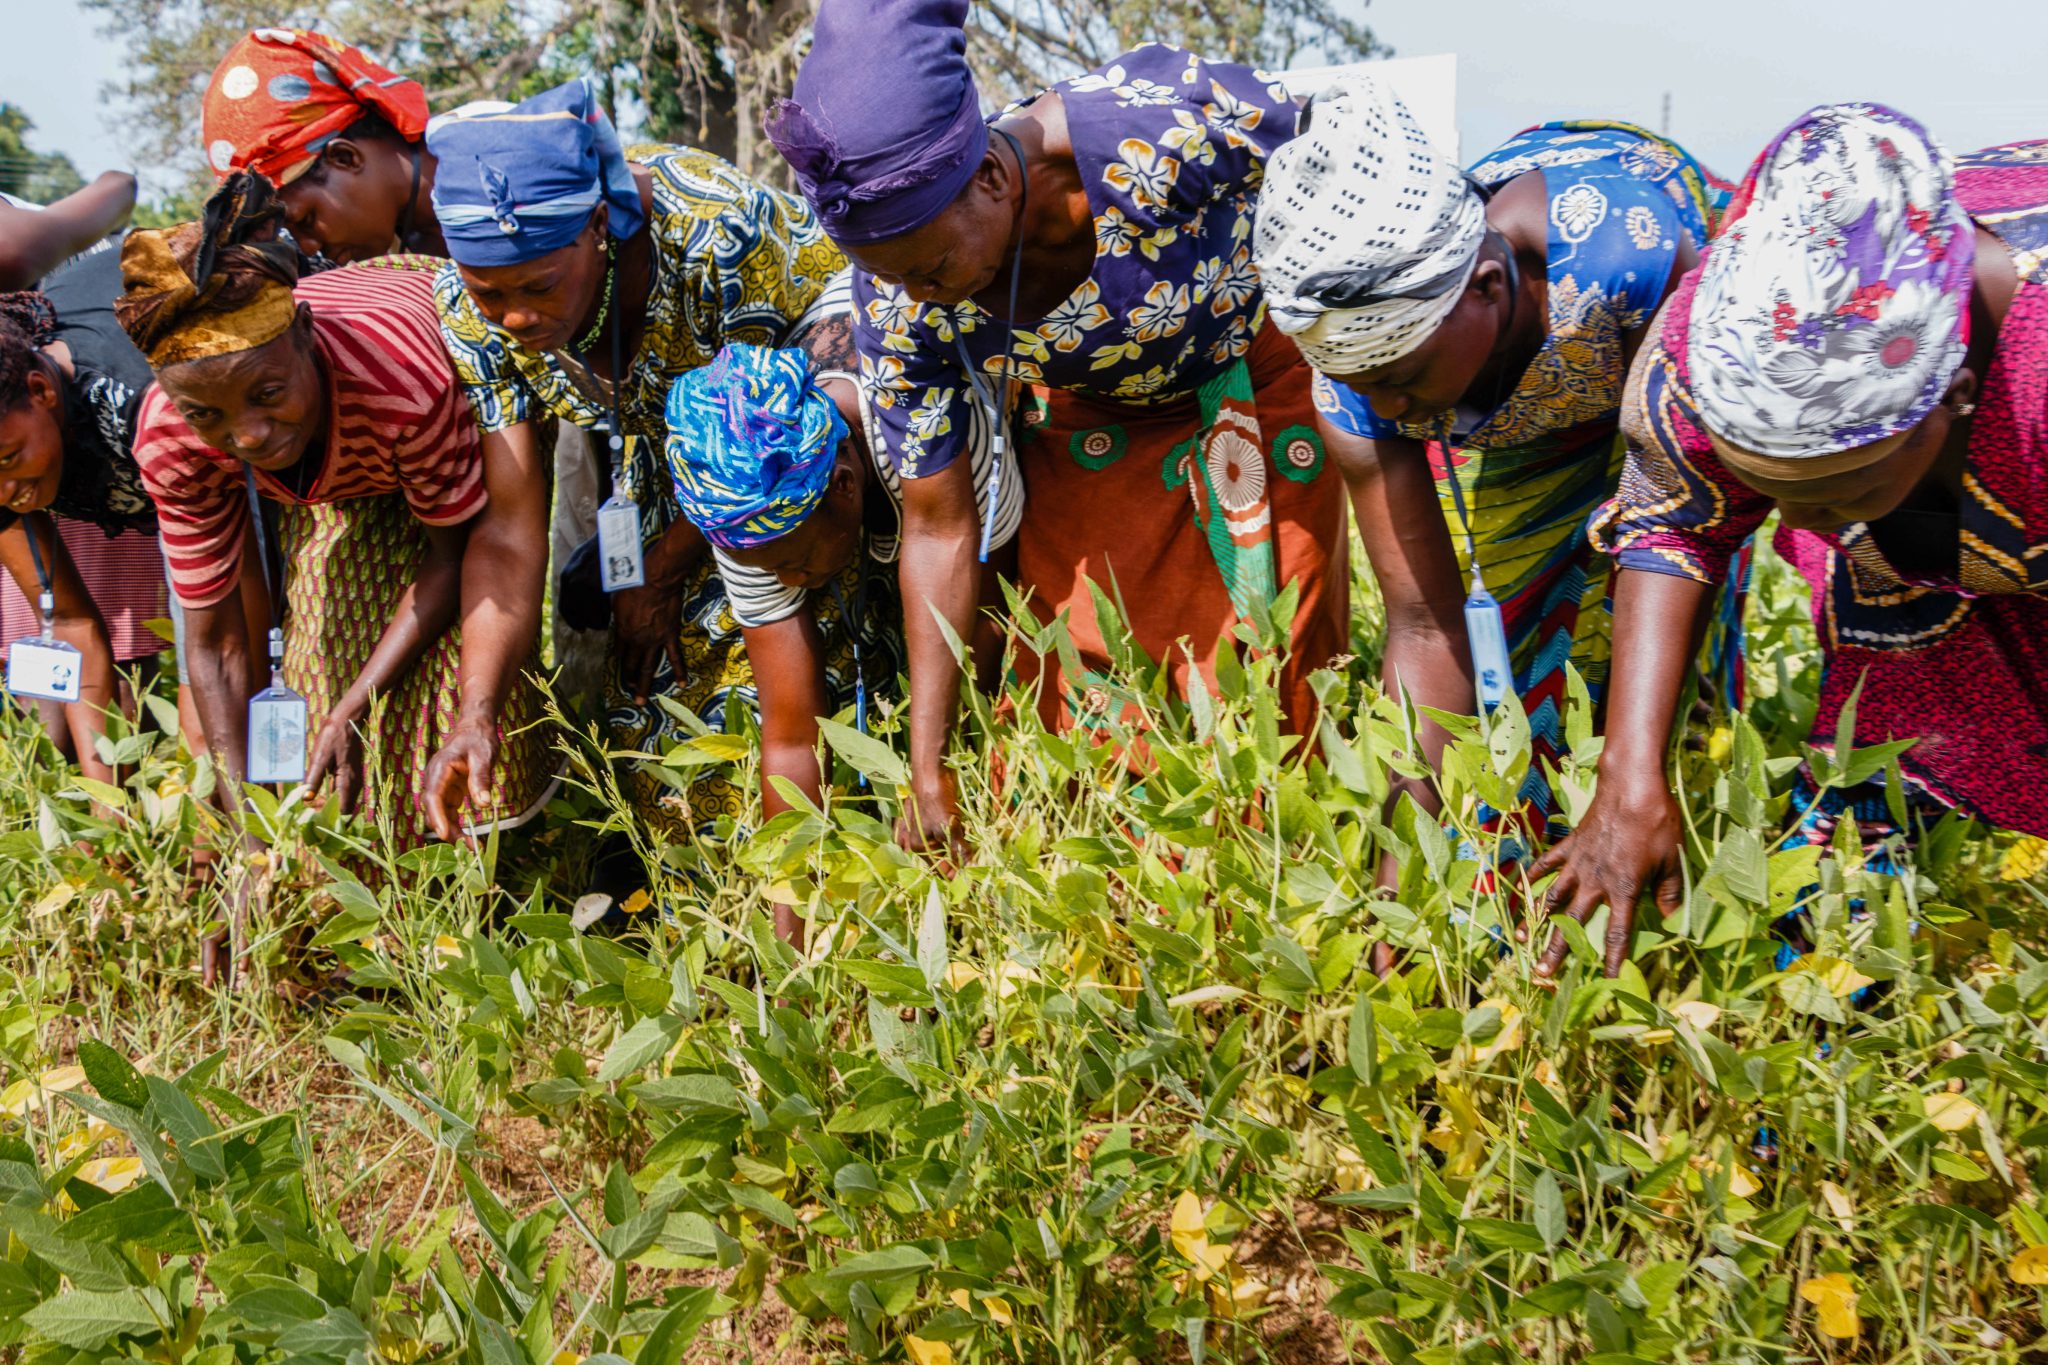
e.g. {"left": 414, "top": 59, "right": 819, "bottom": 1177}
{"left": 22, "top": 515, "right": 52, "bottom": 625}
{"left": 950, "top": 126, "right": 1027, "bottom": 565}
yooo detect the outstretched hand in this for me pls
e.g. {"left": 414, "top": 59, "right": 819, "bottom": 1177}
{"left": 895, "top": 768, "right": 967, "bottom": 866}
{"left": 1526, "top": 780, "right": 1685, "bottom": 978}
{"left": 423, "top": 718, "right": 497, "bottom": 843}
{"left": 305, "top": 709, "right": 366, "bottom": 814}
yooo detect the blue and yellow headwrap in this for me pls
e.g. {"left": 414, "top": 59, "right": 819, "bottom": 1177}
{"left": 427, "top": 76, "right": 645, "bottom": 267}
{"left": 667, "top": 344, "right": 849, "bottom": 550}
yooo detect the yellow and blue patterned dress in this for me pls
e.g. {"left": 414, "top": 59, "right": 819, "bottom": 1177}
{"left": 435, "top": 145, "right": 845, "bottom": 832}
{"left": 1316, "top": 122, "right": 1727, "bottom": 812}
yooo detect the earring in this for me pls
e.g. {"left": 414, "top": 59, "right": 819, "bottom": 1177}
{"left": 1953, "top": 400, "right": 1978, "bottom": 418}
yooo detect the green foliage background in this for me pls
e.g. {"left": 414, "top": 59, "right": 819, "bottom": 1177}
{"left": 0, "top": 544, "right": 2040, "bottom": 1362}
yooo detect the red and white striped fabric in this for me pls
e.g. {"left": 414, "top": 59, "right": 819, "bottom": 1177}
{"left": 134, "top": 266, "right": 487, "bottom": 608}
{"left": 0, "top": 524, "right": 168, "bottom": 662}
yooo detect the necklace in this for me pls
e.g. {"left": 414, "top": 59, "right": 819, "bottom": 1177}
{"left": 573, "top": 238, "right": 617, "bottom": 356}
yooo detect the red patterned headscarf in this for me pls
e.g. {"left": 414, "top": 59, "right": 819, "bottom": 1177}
{"left": 201, "top": 28, "right": 430, "bottom": 186}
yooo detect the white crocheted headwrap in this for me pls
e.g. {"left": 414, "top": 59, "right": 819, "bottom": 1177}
{"left": 1255, "top": 71, "right": 1486, "bottom": 374}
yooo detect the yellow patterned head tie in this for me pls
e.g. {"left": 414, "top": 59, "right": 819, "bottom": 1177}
{"left": 117, "top": 173, "right": 301, "bottom": 370}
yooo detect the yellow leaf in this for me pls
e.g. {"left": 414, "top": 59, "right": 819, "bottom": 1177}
{"left": 75, "top": 1156, "right": 143, "bottom": 1193}
{"left": 1189, "top": 1239, "right": 1233, "bottom": 1282}
{"left": 945, "top": 962, "right": 983, "bottom": 992}
{"left": 903, "top": 1334, "right": 952, "bottom": 1365}
{"left": 763, "top": 881, "right": 807, "bottom": 906}
{"left": 3, "top": 1066, "right": 85, "bottom": 1118}
{"left": 1169, "top": 1190, "right": 1208, "bottom": 1262}
{"left": 1925, "top": 1093, "right": 1982, "bottom": 1132}
{"left": 985, "top": 1296, "right": 1013, "bottom": 1327}
{"left": 1792, "top": 955, "right": 1875, "bottom": 998}
{"left": 31, "top": 884, "right": 76, "bottom": 919}
{"left": 39, "top": 1067, "right": 83, "bottom": 1094}
{"left": 55, "top": 1121, "right": 117, "bottom": 1162}
{"left": 1673, "top": 1000, "right": 1723, "bottom": 1030}
{"left": 2011, "top": 1246, "right": 2048, "bottom": 1284}
{"left": 551, "top": 1354, "right": 585, "bottom": 1365}
{"left": 432, "top": 934, "right": 464, "bottom": 963}
{"left": 1468, "top": 1001, "right": 1523, "bottom": 1063}
{"left": 2001, "top": 835, "right": 2048, "bottom": 882}
{"left": 620, "top": 889, "right": 651, "bottom": 916}
{"left": 995, "top": 961, "right": 1040, "bottom": 1000}
{"left": 1331, "top": 1144, "right": 1369, "bottom": 1193}
{"left": 1635, "top": 1028, "right": 1674, "bottom": 1046}
{"left": 1818, "top": 1180, "right": 1854, "bottom": 1230}
{"left": 1728, "top": 1163, "right": 1761, "bottom": 1199}
{"left": 1799, "top": 1273, "right": 1860, "bottom": 1339}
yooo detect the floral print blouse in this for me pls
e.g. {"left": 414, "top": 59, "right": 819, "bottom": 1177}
{"left": 1316, "top": 122, "right": 1724, "bottom": 450}
{"left": 435, "top": 146, "right": 844, "bottom": 516}
{"left": 850, "top": 43, "right": 1297, "bottom": 478}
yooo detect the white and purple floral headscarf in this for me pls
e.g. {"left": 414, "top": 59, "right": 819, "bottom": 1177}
{"left": 1689, "top": 103, "right": 1975, "bottom": 466}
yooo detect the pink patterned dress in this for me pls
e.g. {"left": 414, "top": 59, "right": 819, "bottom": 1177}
{"left": 1592, "top": 143, "right": 2048, "bottom": 836}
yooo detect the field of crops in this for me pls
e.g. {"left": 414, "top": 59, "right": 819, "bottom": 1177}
{"left": 0, "top": 539, "right": 2042, "bottom": 1364}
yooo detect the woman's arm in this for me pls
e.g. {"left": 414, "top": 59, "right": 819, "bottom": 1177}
{"left": 1528, "top": 567, "right": 1711, "bottom": 977}
{"left": 894, "top": 453, "right": 984, "bottom": 857}
{"left": 742, "top": 611, "right": 834, "bottom": 945}
{"left": 306, "top": 518, "right": 470, "bottom": 812}
{"left": 423, "top": 423, "right": 549, "bottom": 840}
{"left": 0, "top": 515, "right": 119, "bottom": 780}
{"left": 0, "top": 173, "right": 136, "bottom": 289}
{"left": 1325, "top": 420, "right": 1475, "bottom": 818}
{"left": 182, "top": 556, "right": 269, "bottom": 798}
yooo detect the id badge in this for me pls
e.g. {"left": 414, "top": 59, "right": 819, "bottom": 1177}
{"left": 246, "top": 685, "right": 308, "bottom": 785}
{"left": 596, "top": 494, "right": 645, "bottom": 592}
{"left": 8, "top": 636, "right": 81, "bottom": 702}
{"left": 1464, "top": 586, "right": 1513, "bottom": 711}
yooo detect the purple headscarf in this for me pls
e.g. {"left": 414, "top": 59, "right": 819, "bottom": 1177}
{"left": 765, "top": 0, "right": 989, "bottom": 245}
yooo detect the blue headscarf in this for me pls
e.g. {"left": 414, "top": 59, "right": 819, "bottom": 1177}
{"left": 667, "top": 344, "right": 849, "bottom": 549}
{"left": 427, "top": 77, "right": 645, "bottom": 267}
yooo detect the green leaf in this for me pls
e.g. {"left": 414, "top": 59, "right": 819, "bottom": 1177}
{"left": 1532, "top": 1171, "right": 1566, "bottom": 1250}
{"left": 63, "top": 1181, "right": 197, "bottom": 1253}
{"left": 1347, "top": 992, "right": 1377, "bottom": 1088}
{"left": 916, "top": 884, "right": 948, "bottom": 991}
{"left": 76, "top": 1039, "right": 148, "bottom": 1110}
{"left": 1775, "top": 970, "right": 1847, "bottom": 1024}
{"left": 0, "top": 1205, "right": 135, "bottom": 1291}
{"left": 633, "top": 1073, "right": 743, "bottom": 1114}
{"left": 145, "top": 1076, "right": 226, "bottom": 1181}
{"left": 275, "top": 1307, "right": 376, "bottom": 1357}
{"left": 595, "top": 1015, "right": 683, "bottom": 1083}
{"left": 817, "top": 718, "right": 909, "bottom": 788}
{"left": 634, "top": 1287, "right": 728, "bottom": 1365}
{"left": 21, "top": 1287, "right": 160, "bottom": 1349}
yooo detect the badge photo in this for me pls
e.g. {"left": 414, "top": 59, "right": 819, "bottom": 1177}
{"left": 246, "top": 686, "right": 309, "bottom": 785}
{"left": 8, "top": 636, "right": 82, "bottom": 703}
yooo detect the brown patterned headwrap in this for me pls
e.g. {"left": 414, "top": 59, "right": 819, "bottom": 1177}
{"left": 116, "top": 172, "right": 300, "bottom": 369}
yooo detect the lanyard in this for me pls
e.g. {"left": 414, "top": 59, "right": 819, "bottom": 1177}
{"left": 592, "top": 253, "right": 648, "bottom": 593}
{"left": 949, "top": 127, "right": 1027, "bottom": 565}
{"left": 22, "top": 516, "right": 54, "bottom": 634}
{"left": 244, "top": 466, "right": 285, "bottom": 685}
{"left": 9, "top": 518, "right": 81, "bottom": 703}
{"left": 1436, "top": 415, "right": 1512, "bottom": 713}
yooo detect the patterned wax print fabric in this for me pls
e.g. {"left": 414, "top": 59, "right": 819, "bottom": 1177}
{"left": 1316, "top": 122, "right": 1728, "bottom": 811}
{"left": 707, "top": 272, "right": 1025, "bottom": 631}
{"left": 852, "top": 45, "right": 1348, "bottom": 721}
{"left": 435, "top": 145, "right": 844, "bottom": 834}
{"left": 135, "top": 263, "right": 486, "bottom": 608}
{"left": 852, "top": 43, "right": 1296, "bottom": 481}
{"left": 276, "top": 492, "right": 558, "bottom": 848}
{"left": 201, "top": 29, "right": 429, "bottom": 185}
{"left": 1015, "top": 320, "right": 1349, "bottom": 736}
{"left": 1591, "top": 142, "right": 2048, "bottom": 837}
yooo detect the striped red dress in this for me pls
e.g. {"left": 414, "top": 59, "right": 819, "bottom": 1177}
{"left": 133, "top": 266, "right": 487, "bottom": 608}
{"left": 126, "top": 260, "right": 554, "bottom": 849}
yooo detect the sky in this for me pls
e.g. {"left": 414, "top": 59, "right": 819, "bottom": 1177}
{"left": 4, "top": 0, "right": 2047, "bottom": 197}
